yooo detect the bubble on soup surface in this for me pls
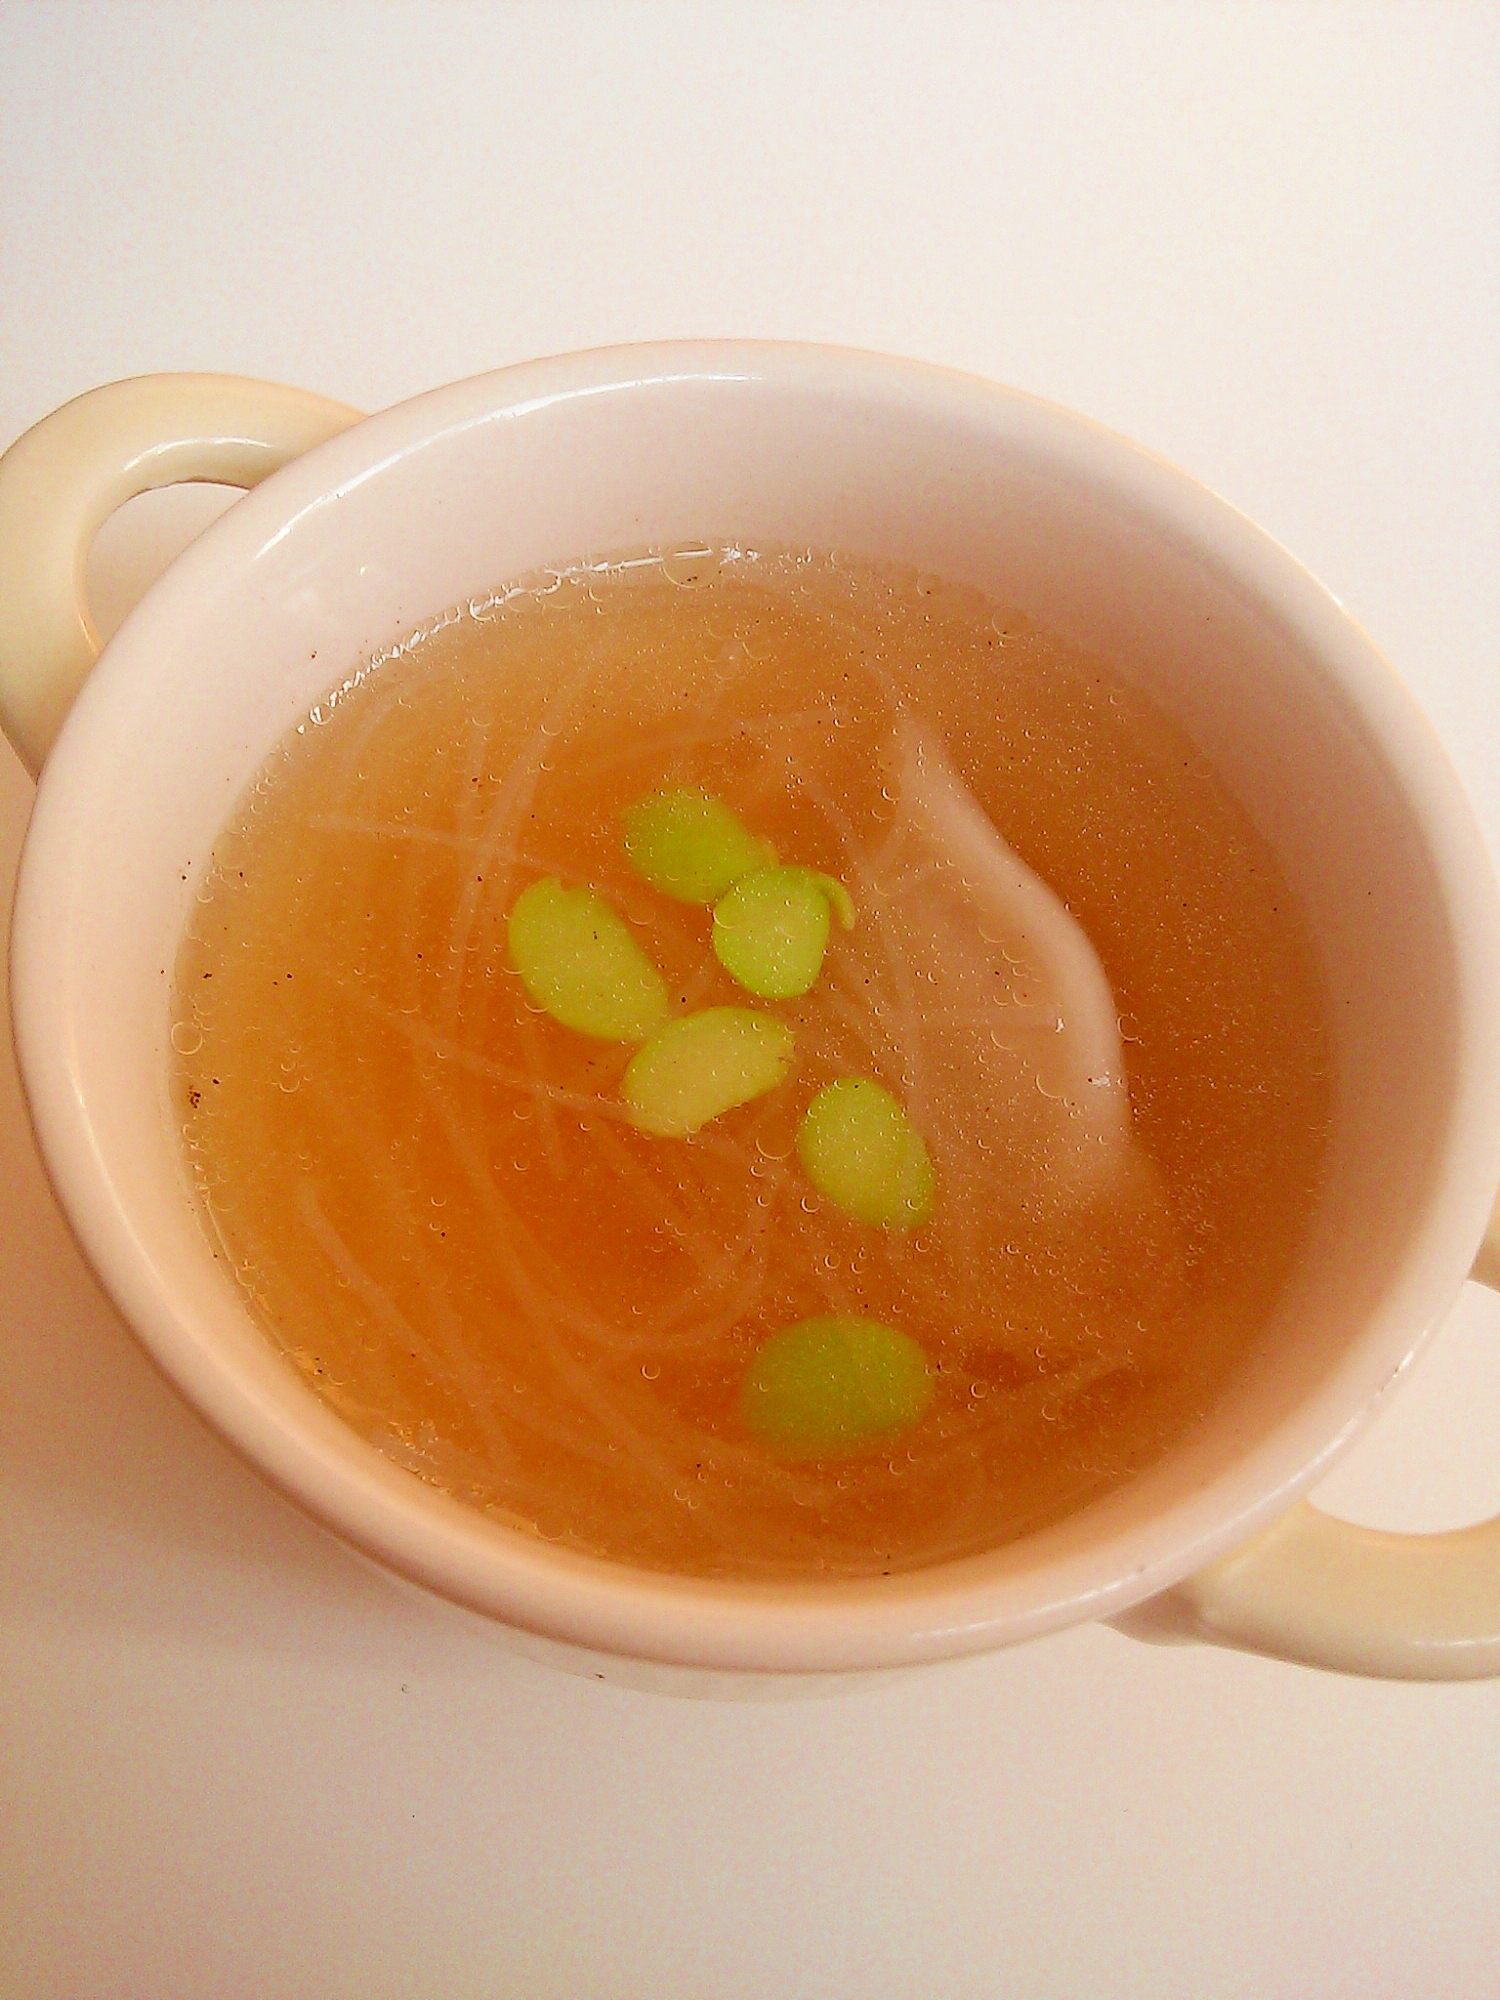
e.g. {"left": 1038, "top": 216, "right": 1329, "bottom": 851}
{"left": 660, "top": 543, "right": 722, "bottom": 589}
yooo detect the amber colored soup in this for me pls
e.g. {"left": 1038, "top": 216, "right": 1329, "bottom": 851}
{"left": 173, "top": 547, "right": 1330, "bottom": 1579}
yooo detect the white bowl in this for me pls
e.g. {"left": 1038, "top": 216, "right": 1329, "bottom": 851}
{"left": 8, "top": 344, "right": 1500, "bottom": 1683}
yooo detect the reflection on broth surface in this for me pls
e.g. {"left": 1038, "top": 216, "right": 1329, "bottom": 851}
{"left": 174, "top": 547, "right": 1330, "bottom": 1578}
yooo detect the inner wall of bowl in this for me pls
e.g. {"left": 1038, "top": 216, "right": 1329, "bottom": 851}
{"left": 45, "top": 359, "right": 1477, "bottom": 1589}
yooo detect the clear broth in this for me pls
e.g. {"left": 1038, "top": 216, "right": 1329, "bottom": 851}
{"left": 174, "top": 547, "right": 1331, "bottom": 1579}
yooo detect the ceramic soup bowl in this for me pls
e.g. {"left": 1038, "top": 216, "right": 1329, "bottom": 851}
{"left": 2, "top": 345, "right": 1497, "bottom": 1689}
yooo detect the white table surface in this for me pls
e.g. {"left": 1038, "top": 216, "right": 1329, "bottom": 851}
{"left": 3, "top": 6, "right": 1498, "bottom": 1995}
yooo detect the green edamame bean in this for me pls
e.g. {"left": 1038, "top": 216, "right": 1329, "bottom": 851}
{"left": 796, "top": 1078, "right": 935, "bottom": 1227}
{"left": 507, "top": 878, "right": 670, "bottom": 1042}
{"left": 712, "top": 866, "right": 856, "bottom": 999}
{"left": 740, "top": 1314, "right": 934, "bottom": 1459}
{"left": 622, "top": 1007, "right": 795, "bottom": 1137}
{"left": 622, "top": 788, "right": 777, "bottom": 904}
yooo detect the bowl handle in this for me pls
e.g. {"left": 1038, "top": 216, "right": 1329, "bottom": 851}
{"left": 0, "top": 374, "right": 363, "bottom": 777}
{"left": 1116, "top": 1206, "right": 1500, "bottom": 1679}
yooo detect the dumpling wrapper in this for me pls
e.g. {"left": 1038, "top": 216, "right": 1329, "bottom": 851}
{"left": 859, "top": 724, "right": 1136, "bottom": 1213}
